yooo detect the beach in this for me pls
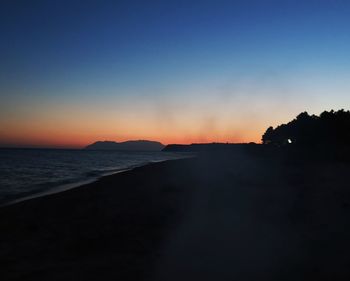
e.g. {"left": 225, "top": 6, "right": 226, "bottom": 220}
{"left": 1, "top": 147, "right": 350, "bottom": 280}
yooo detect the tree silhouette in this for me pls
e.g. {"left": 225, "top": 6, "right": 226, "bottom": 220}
{"left": 262, "top": 109, "right": 350, "bottom": 147}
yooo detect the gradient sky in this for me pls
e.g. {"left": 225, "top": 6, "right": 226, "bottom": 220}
{"left": 1, "top": 0, "right": 350, "bottom": 148}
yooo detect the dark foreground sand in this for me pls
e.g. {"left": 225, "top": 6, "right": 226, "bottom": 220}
{"left": 1, "top": 147, "right": 350, "bottom": 280}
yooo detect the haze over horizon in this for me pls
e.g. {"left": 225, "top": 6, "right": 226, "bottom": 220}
{"left": 1, "top": 0, "right": 350, "bottom": 148}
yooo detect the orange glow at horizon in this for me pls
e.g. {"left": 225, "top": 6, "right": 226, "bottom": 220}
{"left": 0, "top": 89, "right": 301, "bottom": 148}
{"left": 0, "top": 126, "right": 263, "bottom": 148}
{"left": 0, "top": 111, "right": 264, "bottom": 148}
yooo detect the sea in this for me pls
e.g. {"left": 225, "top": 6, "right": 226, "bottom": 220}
{"left": 0, "top": 148, "right": 189, "bottom": 205}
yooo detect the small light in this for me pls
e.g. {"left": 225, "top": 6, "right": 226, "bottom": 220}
{"left": 287, "top": 139, "right": 292, "bottom": 144}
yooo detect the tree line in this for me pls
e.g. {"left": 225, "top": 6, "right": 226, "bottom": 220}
{"left": 262, "top": 110, "right": 350, "bottom": 147}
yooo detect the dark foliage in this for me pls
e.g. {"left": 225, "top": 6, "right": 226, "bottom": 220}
{"left": 262, "top": 109, "right": 350, "bottom": 147}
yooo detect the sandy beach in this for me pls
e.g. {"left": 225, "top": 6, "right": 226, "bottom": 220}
{"left": 1, "top": 147, "right": 350, "bottom": 280}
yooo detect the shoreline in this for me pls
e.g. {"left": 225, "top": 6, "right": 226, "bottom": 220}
{"left": 0, "top": 157, "right": 193, "bottom": 208}
{"left": 0, "top": 169, "right": 131, "bottom": 208}
{"left": 0, "top": 157, "right": 194, "bottom": 280}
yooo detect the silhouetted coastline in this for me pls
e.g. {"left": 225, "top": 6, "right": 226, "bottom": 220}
{"left": 164, "top": 110, "right": 350, "bottom": 162}
{"left": 162, "top": 142, "right": 256, "bottom": 152}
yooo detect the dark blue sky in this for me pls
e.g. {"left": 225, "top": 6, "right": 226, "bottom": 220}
{"left": 1, "top": 0, "right": 350, "bottom": 146}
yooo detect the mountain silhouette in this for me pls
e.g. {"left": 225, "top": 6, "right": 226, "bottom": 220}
{"left": 85, "top": 140, "right": 164, "bottom": 151}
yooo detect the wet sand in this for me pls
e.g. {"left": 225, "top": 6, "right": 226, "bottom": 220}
{"left": 1, "top": 148, "right": 350, "bottom": 280}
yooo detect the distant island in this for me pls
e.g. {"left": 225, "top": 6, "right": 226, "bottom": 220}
{"left": 85, "top": 140, "right": 164, "bottom": 151}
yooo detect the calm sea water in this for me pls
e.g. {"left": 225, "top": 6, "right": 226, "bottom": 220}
{"left": 0, "top": 148, "right": 188, "bottom": 205}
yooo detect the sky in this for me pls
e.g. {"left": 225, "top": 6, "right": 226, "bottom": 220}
{"left": 1, "top": 0, "right": 350, "bottom": 148}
